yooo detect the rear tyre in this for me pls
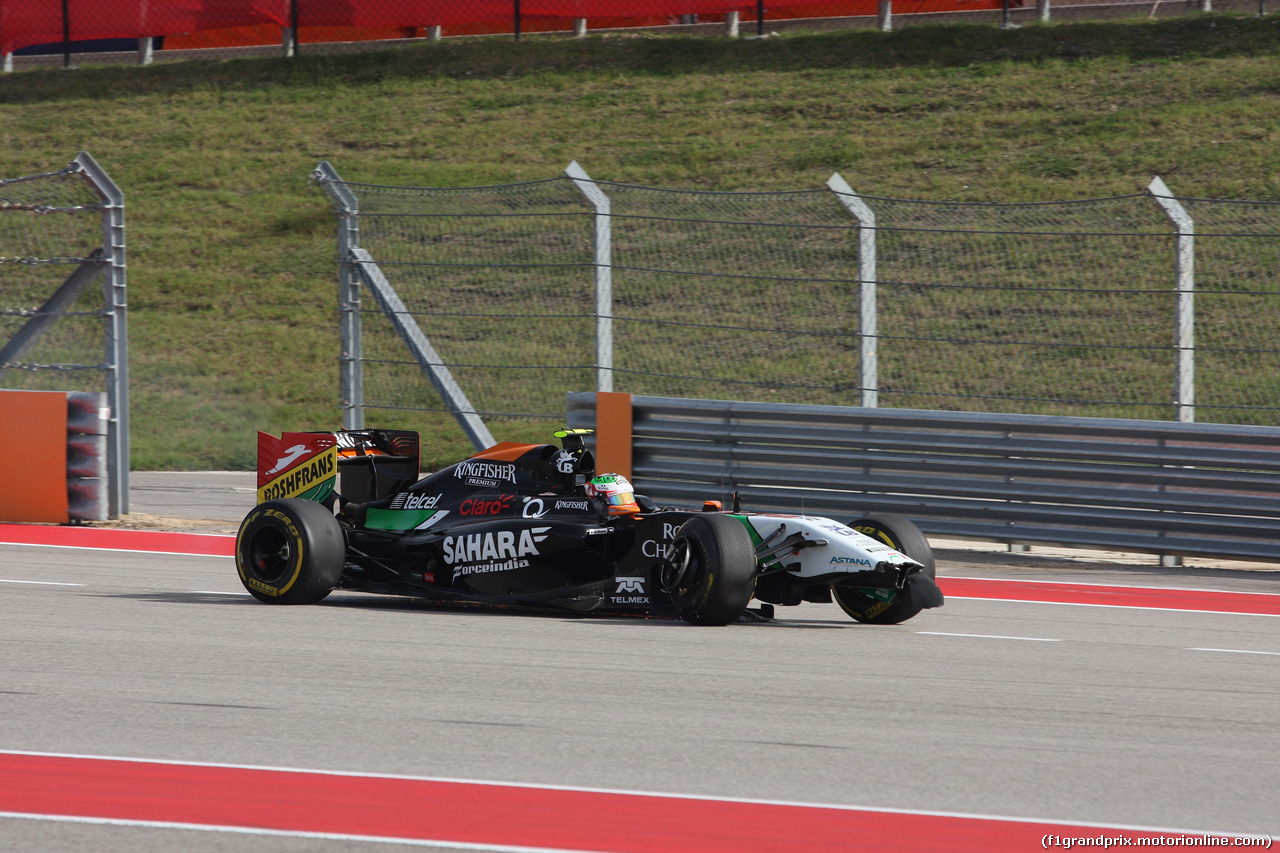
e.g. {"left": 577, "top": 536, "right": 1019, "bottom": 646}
{"left": 236, "top": 498, "right": 345, "bottom": 604}
{"left": 833, "top": 513, "right": 937, "bottom": 625}
{"left": 663, "top": 515, "right": 756, "bottom": 626}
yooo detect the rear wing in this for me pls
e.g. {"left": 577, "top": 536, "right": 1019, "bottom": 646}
{"left": 257, "top": 429, "right": 420, "bottom": 506}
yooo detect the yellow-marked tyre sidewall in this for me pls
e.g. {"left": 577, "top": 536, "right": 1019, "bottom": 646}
{"left": 835, "top": 513, "right": 934, "bottom": 625}
{"left": 833, "top": 586, "right": 898, "bottom": 622}
{"left": 236, "top": 506, "right": 306, "bottom": 600}
{"left": 670, "top": 515, "right": 756, "bottom": 626}
{"left": 235, "top": 499, "right": 343, "bottom": 605}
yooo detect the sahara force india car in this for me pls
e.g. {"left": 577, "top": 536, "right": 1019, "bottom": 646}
{"left": 235, "top": 428, "right": 944, "bottom": 626}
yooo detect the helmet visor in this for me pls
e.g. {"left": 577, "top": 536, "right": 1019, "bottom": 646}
{"left": 604, "top": 489, "right": 636, "bottom": 508}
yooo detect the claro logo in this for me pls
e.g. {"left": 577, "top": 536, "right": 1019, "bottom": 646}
{"left": 460, "top": 496, "right": 515, "bottom": 516}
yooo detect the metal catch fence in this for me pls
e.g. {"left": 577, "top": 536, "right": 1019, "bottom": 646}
{"left": 315, "top": 162, "right": 1280, "bottom": 444}
{"left": 0, "top": 153, "right": 129, "bottom": 518}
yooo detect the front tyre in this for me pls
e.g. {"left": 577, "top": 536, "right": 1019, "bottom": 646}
{"left": 236, "top": 499, "right": 345, "bottom": 604}
{"left": 663, "top": 515, "right": 757, "bottom": 626}
{"left": 833, "top": 513, "right": 940, "bottom": 625}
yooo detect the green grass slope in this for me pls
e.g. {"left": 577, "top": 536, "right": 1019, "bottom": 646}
{"left": 1, "top": 15, "right": 1277, "bottom": 470}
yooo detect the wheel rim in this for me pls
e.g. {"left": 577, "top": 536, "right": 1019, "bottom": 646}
{"left": 659, "top": 537, "right": 694, "bottom": 593}
{"left": 248, "top": 526, "right": 293, "bottom": 584}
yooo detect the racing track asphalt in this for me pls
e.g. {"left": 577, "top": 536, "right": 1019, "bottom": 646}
{"left": 0, "top": 472, "right": 1277, "bottom": 852}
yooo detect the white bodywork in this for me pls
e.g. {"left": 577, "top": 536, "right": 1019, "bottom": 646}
{"left": 737, "top": 514, "right": 920, "bottom": 579}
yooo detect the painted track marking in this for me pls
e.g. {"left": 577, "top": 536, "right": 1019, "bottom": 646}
{"left": 0, "top": 523, "right": 233, "bottom": 557}
{"left": 0, "top": 752, "right": 1251, "bottom": 853}
{"left": 2, "top": 524, "right": 1277, "bottom": 616}
{"left": 915, "top": 632, "right": 1062, "bottom": 642}
{"left": 939, "top": 577, "right": 1280, "bottom": 616}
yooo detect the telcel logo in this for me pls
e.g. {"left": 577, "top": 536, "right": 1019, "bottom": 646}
{"left": 397, "top": 493, "right": 440, "bottom": 511}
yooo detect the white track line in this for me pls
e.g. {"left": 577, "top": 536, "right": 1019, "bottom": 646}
{"left": 916, "top": 631, "right": 1062, "bottom": 642}
{"left": 2, "top": 749, "right": 1255, "bottom": 838}
{"left": 0, "top": 813, "right": 597, "bottom": 852}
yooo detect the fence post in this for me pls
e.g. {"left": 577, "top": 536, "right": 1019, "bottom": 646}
{"left": 565, "top": 162, "right": 614, "bottom": 395}
{"left": 877, "top": 0, "right": 893, "bottom": 31}
{"left": 828, "top": 173, "right": 878, "bottom": 409}
{"left": 1148, "top": 176, "right": 1195, "bottom": 423}
{"left": 73, "top": 152, "right": 130, "bottom": 518}
{"left": 349, "top": 248, "right": 495, "bottom": 450}
{"left": 61, "top": 0, "right": 72, "bottom": 67}
{"left": 726, "top": 11, "right": 740, "bottom": 36}
{"left": 283, "top": 0, "right": 298, "bottom": 56}
{"left": 313, "top": 162, "right": 365, "bottom": 430}
{"left": 1037, "top": 0, "right": 1051, "bottom": 21}
{"left": 573, "top": 18, "right": 587, "bottom": 36}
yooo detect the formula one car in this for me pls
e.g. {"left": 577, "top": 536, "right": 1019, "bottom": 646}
{"left": 235, "top": 428, "right": 943, "bottom": 625}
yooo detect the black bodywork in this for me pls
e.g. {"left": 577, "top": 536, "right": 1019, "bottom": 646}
{"left": 239, "top": 428, "right": 943, "bottom": 623}
{"left": 333, "top": 430, "right": 695, "bottom": 616}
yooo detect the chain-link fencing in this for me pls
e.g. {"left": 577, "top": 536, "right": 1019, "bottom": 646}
{"left": 1179, "top": 197, "right": 1280, "bottom": 423}
{"left": 0, "top": 153, "right": 129, "bottom": 516}
{"left": 1, "top": 166, "right": 110, "bottom": 387}
{"left": 862, "top": 193, "right": 1183, "bottom": 418}
{"left": 314, "top": 163, "right": 1280, "bottom": 442}
{"left": 321, "top": 173, "right": 596, "bottom": 426}
{"left": 602, "top": 183, "right": 869, "bottom": 407}
{"left": 1, "top": 0, "right": 1269, "bottom": 70}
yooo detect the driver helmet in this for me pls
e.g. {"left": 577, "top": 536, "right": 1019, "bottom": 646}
{"left": 585, "top": 473, "right": 640, "bottom": 516}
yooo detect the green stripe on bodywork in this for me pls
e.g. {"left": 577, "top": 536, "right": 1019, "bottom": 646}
{"left": 299, "top": 481, "right": 334, "bottom": 505}
{"left": 366, "top": 507, "right": 438, "bottom": 531}
{"left": 728, "top": 514, "right": 761, "bottom": 544}
{"left": 729, "top": 514, "right": 784, "bottom": 568}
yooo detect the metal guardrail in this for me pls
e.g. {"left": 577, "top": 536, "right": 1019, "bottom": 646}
{"left": 568, "top": 393, "right": 1280, "bottom": 562}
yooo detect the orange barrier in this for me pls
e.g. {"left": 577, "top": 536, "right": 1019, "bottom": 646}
{"left": 594, "top": 391, "right": 632, "bottom": 480}
{"left": 0, "top": 390, "right": 69, "bottom": 524}
{"left": 164, "top": 25, "right": 420, "bottom": 50}
{"left": 0, "top": 0, "right": 1008, "bottom": 55}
